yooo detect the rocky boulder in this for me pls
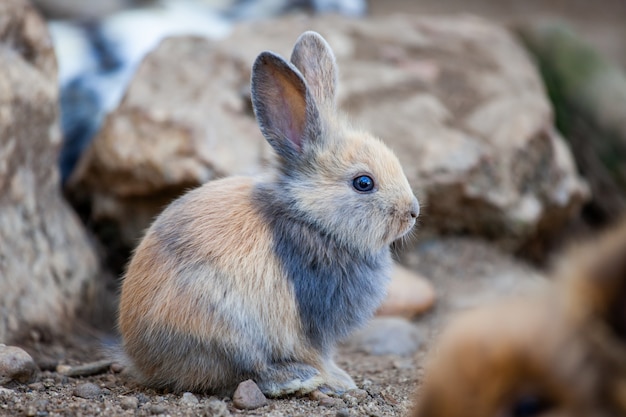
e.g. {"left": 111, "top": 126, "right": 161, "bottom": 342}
{"left": 218, "top": 15, "right": 589, "bottom": 252}
{"left": 67, "top": 37, "right": 271, "bottom": 262}
{"left": 0, "top": 0, "right": 99, "bottom": 341}
{"left": 68, "top": 14, "right": 588, "bottom": 258}
{"left": 519, "top": 21, "right": 626, "bottom": 225}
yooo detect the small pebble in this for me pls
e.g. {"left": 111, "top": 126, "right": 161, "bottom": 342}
{"left": 392, "top": 358, "right": 415, "bottom": 370}
{"left": 53, "top": 373, "right": 69, "bottom": 384}
{"left": 347, "top": 317, "right": 425, "bottom": 356}
{"left": 57, "top": 360, "right": 113, "bottom": 377}
{"left": 25, "top": 405, "right": 37, "bottom": 417}
{"left": 36, "top": 399, "right": 49, "bottom": 408}
{"left": 336, "top": 408, "right": 351, "bottom": 417}
{"left": 28, "top": 382, "right": 45, "bottom": 391}
{"left": 309, "top": 390, "right": 327, "bottom": 401}
{"left": 344, "top": 389, "right": 368, "bottom": 403}
{"left": 364, "top": 384, "right": 381, "bottom": 397}
{"left": 103, "top": 374, "right": 117, "bottom": 388}
{"left": 55, "top": 365, "right": 71, "bottom": 374}
{"left": 110, "top": 362, "right": 124, "bottom": 373}
{"left": 73, "top": 382, "right": 102, "bottom": 399}
{"left": 233, "top": 379, "right": 268, "bottom": 410}
{"left": 327, "top": 398, "right": 347, "bottom": 408}
{"left": 376, "top": 265, "right": 436, "bottom": 318}
{"left": 342, "top": 394, "right": 358, "bottom": 407}
{"left": 147, "top": 402, "right": 167, "bottom": 414}
{"left": 180, "top": 392, "right": 199, "bottom": 406}
{"left": 120, "top": 395, "right": 139, "bottom": 410}
{"left": 310, "top": 390, "right": 346, "bottom": 408}
{"left": 204, "top": 398, "right": 231, "bottom": 417}
{"left": 0, "top": 345, "right": 38, "bottom": 385}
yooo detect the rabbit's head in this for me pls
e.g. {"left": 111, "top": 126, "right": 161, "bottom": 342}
{"left": 412, "top": 221, "right": 626, "bottom": 417}
{"left": 251, "top": 31, "right": 418, "bottom": 253}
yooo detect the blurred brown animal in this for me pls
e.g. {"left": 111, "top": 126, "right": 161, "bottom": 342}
{"left": 412, "top": 221, "right": 626, "bottom": 417}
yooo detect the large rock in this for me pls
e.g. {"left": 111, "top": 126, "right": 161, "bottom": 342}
{"left": 68, "top": 37, "right": 270, "bottom": 258}
{"left": 217, "top": 15, "right": 588, "bottom": 251}
{"left": 0, "top": 0, "right": 99, "bottom": 341}
{"left": 376, "top": 265, "right": 435, "bottom": 318}
{"left": 31, "top": 0, "right": 131, "bottom": 20}
{"left": 519, "top": 21, "right": 626, "bottom": 225}
{"left": 68, "top": 14, "right": 588, "bottom": 256}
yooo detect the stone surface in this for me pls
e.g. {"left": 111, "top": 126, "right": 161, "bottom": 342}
{"left": 68, "top": 14, "right": 587, "bottom": 259}
{"left": 119, "top": 395, "right": 139, "bottom": 410}
{"left": 0, "top": 345, "right": 38, "bottom": 385}
{"left": 310, "top": 390, "right": 346, "bottom": 408}
{"left": 72, "top": 382, "right": 102, "bottom": 399}
{"left": 343, "top": 388, "right": 369, "bottom": 403}
{"left": 519, "top": 21, "right": 626, "bottom": 224}
{"left": 204, "top": 398, "right": 231, "bottom": 416}
{"left": 148, "top": 402, "right": 167, "bottom": 414}
{"left": 0, "top": 0, "right": 99, "bottom": 342}
{"left": 399, "top": 235, "right": 548, "bottom": 332}
{"left": 232, "top": 379, "right": 268, "bottom": 410}
{"left": 377, "top": 264, "right": 435, "bottom": 318}
{"left": 32, "top": 0, "right": 132, "bottom": 19}
{"left": 180, "top": 392, "right": 199, "bottom": 407}
{"left": 216, "top": 15, "right": 588, "bottom": 252}
{"left": 345, "top": 317, "right": 425, "bottom": 356}
{"left": 67, "top": 36, "right": 269, "bottom": 258}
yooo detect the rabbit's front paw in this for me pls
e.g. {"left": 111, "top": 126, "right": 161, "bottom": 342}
{"left": 255, "top": 362, "right": 324, "bottom": 397}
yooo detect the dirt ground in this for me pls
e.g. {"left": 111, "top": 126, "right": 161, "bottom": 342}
{"left": 2, "top": 343, "right": 424, "bottom": 417}
{"left": 2, "top": 235, "right": 544, "bottom": 417}
{"left": 2, "top": 1, "right": 625, "bottom": 416}
{"left": 2, "top": 340, "right": 424, "bottom": 417}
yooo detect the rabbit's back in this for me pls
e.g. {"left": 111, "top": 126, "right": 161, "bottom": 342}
{"left": 119, "top": 176, "right": 306, "bottom": 391}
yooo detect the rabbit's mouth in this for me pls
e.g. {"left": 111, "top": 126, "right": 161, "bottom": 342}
{"left": 383, "top": 212, "right": 417, "bottom": 246}
{"left": 387, "top": 198, "right": 419, "bottom": 241}
{"left": 399, "top": 217, "right": 417, "bottom": 238}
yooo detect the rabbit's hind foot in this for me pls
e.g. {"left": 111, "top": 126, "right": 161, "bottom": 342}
{"left": 255, "top": 362, "right": 324, "bottom": 398}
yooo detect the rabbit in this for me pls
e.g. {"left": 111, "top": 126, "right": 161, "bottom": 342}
{"left": 411, "top": 219, "right": 626, "bottom": 417}
{"left": 118, "top": 31, "right": 419, "bottom": 397}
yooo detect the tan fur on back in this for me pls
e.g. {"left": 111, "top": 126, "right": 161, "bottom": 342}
{"left": 119, "top": 177, "right": 311, "bottom": 388}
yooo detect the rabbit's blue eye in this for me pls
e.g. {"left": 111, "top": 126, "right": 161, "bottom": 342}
{"left": 353, "top": 175, "right": 375, "bottom": 192}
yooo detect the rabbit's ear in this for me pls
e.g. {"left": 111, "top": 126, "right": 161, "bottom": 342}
{"left": 251, "top": 51, "right": 320, "bottom": 164}
{"left": 290, "top": 31, "right": 338, "bottom": 110}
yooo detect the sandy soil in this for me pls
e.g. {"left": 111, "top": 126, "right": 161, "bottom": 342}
{"left": 3, "top": 234, "right": 545, "bottom": 417}
{"left": 2, "top": 341, "right": 423, "bottom": 416}
{"left": 2, "top": 350, "right": 427, "bottom": 417}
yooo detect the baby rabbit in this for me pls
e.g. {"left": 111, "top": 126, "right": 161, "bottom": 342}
{"left": 411, "top": 220, "right": 626, "bottom": 417}
{"left": 118, "top": 31, "right": 419, "bottom": 396}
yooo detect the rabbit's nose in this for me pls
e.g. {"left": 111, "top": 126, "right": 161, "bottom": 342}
{"left": 410, "top": 197, "right": 420, "bottom": 219}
